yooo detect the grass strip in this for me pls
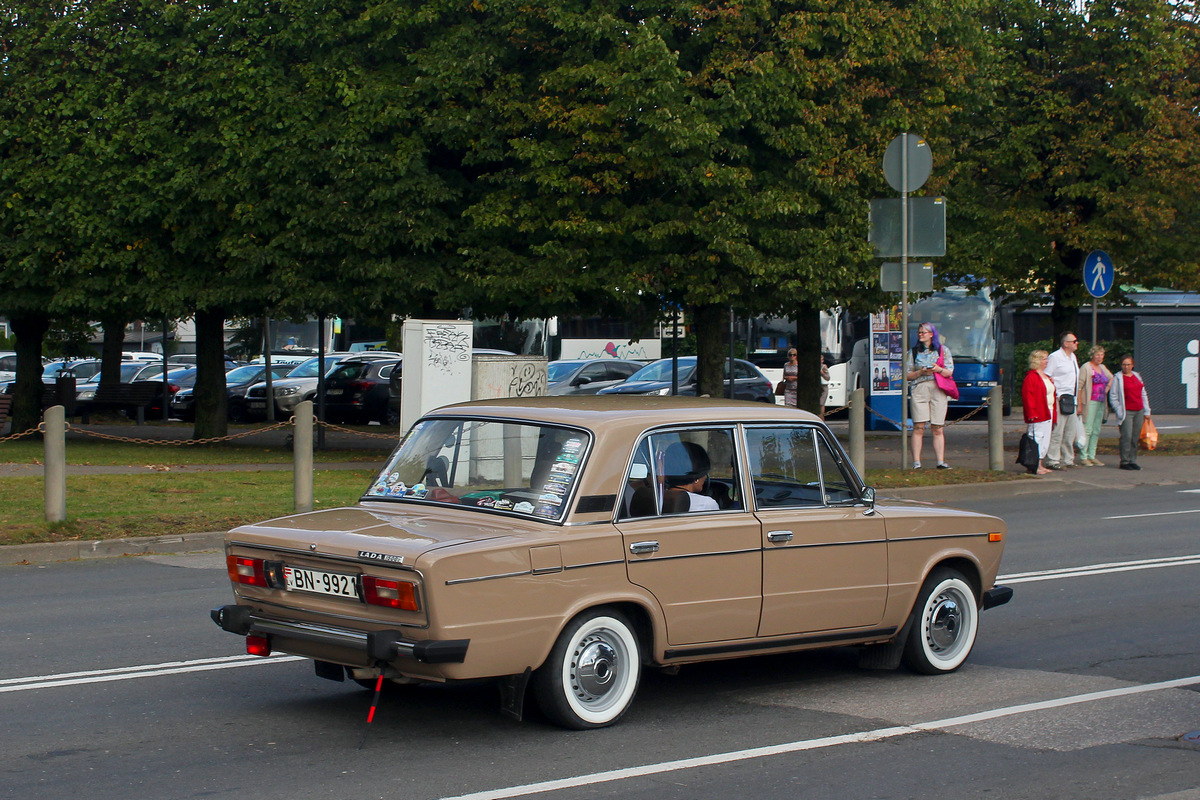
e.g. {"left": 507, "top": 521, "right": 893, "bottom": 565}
{"left": 0, "top": 469, "right": 376, "bottom": 545}
{"left": 0, "top": 439, "right": 387, "bottom": 466}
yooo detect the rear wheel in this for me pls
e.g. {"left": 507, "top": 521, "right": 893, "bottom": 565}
{"left": 532, "top": 609, "right": 641, "bottom": 729}
{"left": 902, "top": 568, "right": 979, "bottom": 674}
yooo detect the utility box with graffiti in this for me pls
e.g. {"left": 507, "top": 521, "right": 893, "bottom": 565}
{"left": 473, "top": 355, "right": 548, "bottom": 401}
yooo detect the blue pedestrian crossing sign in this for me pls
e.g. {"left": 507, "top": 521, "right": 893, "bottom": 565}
{"left": 1084, "top": 250, "right": 1114, "bottom": 298}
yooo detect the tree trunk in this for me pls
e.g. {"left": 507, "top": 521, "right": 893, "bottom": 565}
{"left": 692, "top": 303, "right": 726, "bottom": 398}
{"left": 100, "top": 316, "right": 127, "bottom": 389}
{"left": 1049, "top": 250, "right": 1083, "bottom": 346}
{"left": 192, "top": 309, "right": 229, "bottom": 440}
{"left": 10, "top": 314, "right": 50, "bottom": 435}
{"left": 793, "top": 304, "right": 822, "bottom": 414}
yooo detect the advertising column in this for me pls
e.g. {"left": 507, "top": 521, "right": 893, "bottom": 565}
{"left": 867, "top": 306, "right": 906, "bottom": 431}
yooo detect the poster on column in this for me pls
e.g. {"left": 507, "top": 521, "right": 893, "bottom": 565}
{"left": 869, "top": 306, "right": 904, "bottom": 396}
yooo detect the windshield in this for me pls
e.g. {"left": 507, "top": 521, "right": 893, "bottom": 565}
{"left": 628, "top": 358, "right": 696, "bottom": 383}
{"left": 547, "top": 362, "right": 584, "bottom": 383}
{"left": 226, "top": 365, "right": 263, "bottom": 383}
{"left": 366, "top": 418, "right": 590, "bottom": 521}
{"left": 287, "top": 356, "right": 346, "bottom": 378}
{"left": 908, "top": 290, "right": 997, "bottom": 362}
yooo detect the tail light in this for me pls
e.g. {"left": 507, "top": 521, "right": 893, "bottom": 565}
{"left": 246, "top": 634, "right": 271, "bottom": 657}
{"left": 168, "top": 384, "right": 180, "bottom": 394}
{"left": 227, "top": 555, "right": 268, "bottom": 587}
{"left": 362, "top": 576, "right": 419, "bottom": 611}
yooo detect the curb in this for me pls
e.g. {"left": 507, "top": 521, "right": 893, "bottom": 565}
{"left": 2, "top": 531, "right": 225, "bottom": 566}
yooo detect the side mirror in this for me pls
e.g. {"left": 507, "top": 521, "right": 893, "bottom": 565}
{"left": 572, "top": 376, "right": 592, "bottom": 387}
{"left": 860, "top": 486, "right": 876, "bottom": 510}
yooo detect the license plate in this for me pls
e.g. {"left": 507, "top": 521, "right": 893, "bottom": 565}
{"left": 249, "top": 401, "right": 265, "bottom": 409}
{"left": 326, "top": 389, "right": 343, "bottom": 396}
{"left": 283, "top": 566, "right": 360, "bottom": 600}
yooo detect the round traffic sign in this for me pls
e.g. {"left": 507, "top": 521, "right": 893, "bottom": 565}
{"left": 883, "top": 134, "right": 932, "bottom": 193}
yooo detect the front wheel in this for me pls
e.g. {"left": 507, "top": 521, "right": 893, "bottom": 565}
{"left": 902, "top": 568, "right": 979, "bottom": 675}
{"left": 532, "top": 609, "right": 641, "bottom": 729}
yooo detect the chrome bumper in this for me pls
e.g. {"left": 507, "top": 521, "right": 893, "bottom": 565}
{"left": 210, "top": 605, "right": 469, "bottom": 664}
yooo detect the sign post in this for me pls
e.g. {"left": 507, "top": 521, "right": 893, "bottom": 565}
{"left": 1083, "top": 250, "right": 1114, "bottom": 345}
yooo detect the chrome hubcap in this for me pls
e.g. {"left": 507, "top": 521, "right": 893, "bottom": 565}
{"left": 929, "top": 595, "right": 962, "bottom": 652}
{"left": 573, "top": 636, "right": 618, "bottom": 701}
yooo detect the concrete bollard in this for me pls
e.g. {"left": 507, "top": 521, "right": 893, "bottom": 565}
{"left": 849, "top": 388, "right": 865, "bottom": 478}
{"left": 294, "top": 400, "right": 314, "bottom": 513}
{"left": 44, "top": 405, "right": 66, "bottom": 522}
{"left": 988, "top": 386, "right": 1004, "bottom": 471}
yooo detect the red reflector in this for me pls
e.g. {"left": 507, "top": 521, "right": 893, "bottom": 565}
{"left": 246, "top": 634, "right": 271, "bottom": 657}
{"left": 227, "top": 555, "right": 268, "bottom": 587}
{"left": 362, "top": 576, "right": 419, "bottom": 611}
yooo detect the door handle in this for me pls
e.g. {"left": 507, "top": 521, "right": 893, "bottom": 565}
{"left": 629, "top": 541, "right": 659, "bottom": 555}
{"left": 767, "top": 530, "right": 793, "bottom": 543}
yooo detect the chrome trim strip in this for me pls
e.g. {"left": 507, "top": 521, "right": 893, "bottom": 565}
{"left": 765, "top": 538, "right": 888, "bottom": 551}
{"left": 626, "top": 547, "right": 761, "bottom": 563}
{"left": 888, "top": 532, "right": 990, "bottom": 543}
{"left": 445, "top": 569, "right": 532, "bottom": 586}
{"left": 228, "top": 540, "right": 419, "bottom": 572}
{"left": 564, "top": 559, "right": 623, "bottom": 571}
{"left": 443, "top": 558, "right": 625, "bottom": 585}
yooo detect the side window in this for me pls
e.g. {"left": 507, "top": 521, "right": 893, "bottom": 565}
{"left": 816, "top": 433, "right": 857, "bottom": 504}
{"left": 579, "top": 363, "right": 608, "bottom": 383}
{"left": 619, "top": 428, "right": 740, "bottom": 518}
{"left": 734, "top": 362, "right": 755, "bottom": 380}
{"left": 379, "top": 365, "right": 395, "bottom": 379}
{"left": 745, "top": 426, "right": 825, "bottom": 508}
{"left": 608, "top": 363, "right": 639, "bottom": 381}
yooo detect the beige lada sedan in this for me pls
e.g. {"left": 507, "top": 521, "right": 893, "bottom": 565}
{"left": 212, "top": 396, "right": 1012, "bottom": 729}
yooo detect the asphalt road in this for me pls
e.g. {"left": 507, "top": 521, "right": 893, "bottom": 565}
{"left": 2, "top": 483, "right": 1199, "bottom": 800}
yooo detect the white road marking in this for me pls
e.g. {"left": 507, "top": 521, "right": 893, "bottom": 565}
{"left": 998, "top": 554, "right": 1200, "bottom": 583}
{"left": 436, "top": 675, "right": 1200, "bottom": 800}
{"left": 0, "top": 654, "right": 303, "bottom": 693}
{"left": 1103, "top": 509, "right": 1200, "bottom": 520}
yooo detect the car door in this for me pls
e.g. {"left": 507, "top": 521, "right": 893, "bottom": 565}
{"left": 615, "top": 427, "right": 762, "bottom": 645}
{"left": 745, "top": 424, "right": 888, "bottom": 637}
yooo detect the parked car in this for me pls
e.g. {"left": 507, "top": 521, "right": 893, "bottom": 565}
{"left": 320, "top": 358, "right": 402, "bottom": 425}
{"left": 211, "top": 396, "right": 1012, "bottom": 729}
{"left": 167, "top": 354, "right": 242, "bottom": 370}
{"left": 74, "top": 362, "right": 160, "bottom": 399}
{"left": 172, "top": 363, "right": 303, "bottom": 423}
{"left": 243, "top": 352, "right": 400, "bottom": 420}
{"left": 0, "top": 352, "right": 16, "bottom": 385}
{"left": 42, "top": 359, "right": 104, "bottom": 384}
{"left": 547, "top": 358, "right": 644, "bottom": 396}
{"left": 596, "top": 356, "right": 775, "bottom": 402}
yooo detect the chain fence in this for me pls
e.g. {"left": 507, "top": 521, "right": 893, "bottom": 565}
{"left": 1, "top": 416, "right": 401, "bottom": 447}
{"left": 0, "top": 421, "right": 46, "bottom": 444}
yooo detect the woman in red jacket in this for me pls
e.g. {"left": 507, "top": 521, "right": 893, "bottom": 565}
{"left": 1021, "top": 350, "right": 1056, "bottom": 475}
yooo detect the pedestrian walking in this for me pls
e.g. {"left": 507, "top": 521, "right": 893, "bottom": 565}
{"left": 1077, "top": 345, "right": 1113, "bottom": 466}
{"left": 1044, "top": 331, "right": 1081, "bottom": 469}
{"left": 818, "top": 355, "right": 830, "bottom": 419}
{"left": 906, "top": 322, "right": 954, "bottom": 470}
{"left": 1108, "top": 355, "right": 1152, "bottom": 470}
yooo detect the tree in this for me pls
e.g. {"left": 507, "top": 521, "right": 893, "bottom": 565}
{"left": 946, "top": 0, "right": 1200, "bottom": 341}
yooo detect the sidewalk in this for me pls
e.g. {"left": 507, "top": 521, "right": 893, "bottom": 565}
{"left": 3, "top": 415, "right": 1197, "bottom": 565}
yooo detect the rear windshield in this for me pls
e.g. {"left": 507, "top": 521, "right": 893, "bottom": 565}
{"left": 365, "top": 418, "right": 590, "bottom": 522}
{"left": 329, "top": 363, "right": 369, "bottom": 381}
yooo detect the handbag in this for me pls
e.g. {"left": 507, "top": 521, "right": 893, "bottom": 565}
{"left": 934, "top": 350, "right": 959, "bottom": 400}
{"left": 1016, "top": 432, "right": 1040, "bottom": 472}
{"left": 1139, "top": 417, "right": 1158, "bottom": 450}
{"left": 1058, "top": 394, "right": 1075, "bottom": 415}
{"left": 774, "top": 380, "right": 786, "bottom": 396}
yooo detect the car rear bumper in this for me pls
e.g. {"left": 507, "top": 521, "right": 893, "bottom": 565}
{"left": 210, "top": 604, "right": 469, "bottom": 664}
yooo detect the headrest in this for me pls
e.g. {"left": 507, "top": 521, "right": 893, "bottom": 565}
{"left": 663, "top": 441, "right": 710, "bottom": 486}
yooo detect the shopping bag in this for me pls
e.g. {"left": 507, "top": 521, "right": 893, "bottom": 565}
{"left": 1139, "top": 417, "right": 1158, "bottom": 451}
{"left": 774, "top": 381, "right": 786, "bottom": 396}
{"left": 934, "top": 350, "right": 959, "bottom": 400}
{"left": 1016, "top": 432, "right": 1040, "bottom": 472}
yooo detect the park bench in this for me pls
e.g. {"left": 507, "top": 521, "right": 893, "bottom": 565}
{"left": 77, "top": 382, "right": 166, "bottom": 424}
{"left": 0, "top": 393, "right": 11, "bottom": 434}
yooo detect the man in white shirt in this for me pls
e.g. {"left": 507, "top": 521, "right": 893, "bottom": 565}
{"left": 1044, "top": 331, "right": 1081, "bottom": 469}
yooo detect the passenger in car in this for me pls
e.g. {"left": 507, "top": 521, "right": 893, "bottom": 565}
{"left": 661, "top": 442, "right": 719, "bottom": 513}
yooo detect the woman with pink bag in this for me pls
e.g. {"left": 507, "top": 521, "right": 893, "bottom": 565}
{"left": 906, "top": 322, "right": 956, "bottom": 469}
